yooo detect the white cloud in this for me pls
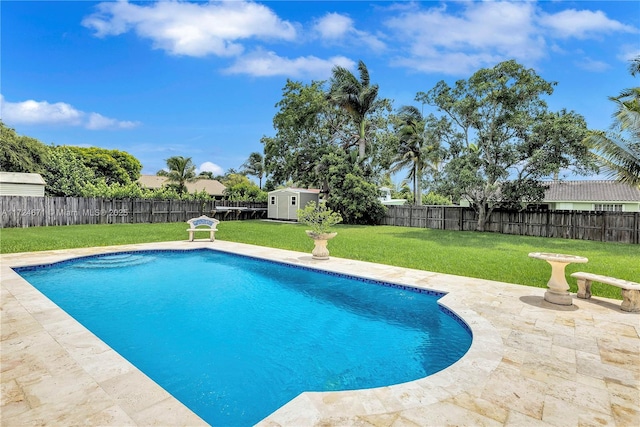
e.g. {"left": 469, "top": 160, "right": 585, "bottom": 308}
{"left": 0, "top": 95, "right": 140, "bottom": 130}
{"left": 617, "top": 44, "right": 640, "bottom": 62}
{"left": 384, "top": 1, "right": 637, "bottom": 75}
{"left": 313, "top": 12, "right": 386, "bottom": 51}
{"left": 82, "top": 0, "right": 296, "bottom": 57}
{"left": 538, "top": 9, "right": 637, "bottom": 39}
{"left": 198, "top": 161, "right": 224, "bottom": 176}
{"left": 223, "top": 49, "right": 355, "bottom": 78}
{"left": 0, "top": 95, "right": 83, "bottom": 126}
{"left": 86, "top": 112, "right": 139, "bottom": 130}
{"left": 314, "top": 13, "right": 353, "bottom": 39}
{"left": 575, "top": 57, "right": 610, "bottom": 73}
{"left": 385, "top": 1, "right": 544, "bottom": 75}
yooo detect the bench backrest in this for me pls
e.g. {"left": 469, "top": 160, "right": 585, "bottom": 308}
{"left": 187, "top": 216, "right": 219, "bottom": 228}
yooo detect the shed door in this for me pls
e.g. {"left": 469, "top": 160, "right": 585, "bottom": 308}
{"left": 277, "top": 195, "right": 290, "bottom": 219}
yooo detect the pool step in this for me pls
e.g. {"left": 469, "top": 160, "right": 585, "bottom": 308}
{"left": 74, "top": 254, "right": 154, "bottom": 269}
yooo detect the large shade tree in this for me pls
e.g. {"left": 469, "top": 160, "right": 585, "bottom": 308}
{"left": 0, "top": 122, "right": 50, "bottom": 174}
{"left": 586, "top": 56, "right": 640, "bottom": 187}
{"left": 63, "top": 146, "right": 141, "bottom": 185}
{"left": 262, "top": 78, "right": 392, "bottom": 224}
{"left": 327, "top": 60, "right": 380, "bottom": 161}
{"left": 417, "top": 60, "right": 595, "bottom": 231}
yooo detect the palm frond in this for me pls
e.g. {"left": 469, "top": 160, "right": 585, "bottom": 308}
{"left": 586, "top": 131, "right": 640, "bottom": 187}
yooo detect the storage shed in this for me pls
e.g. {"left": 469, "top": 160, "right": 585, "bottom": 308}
{"left": 267, "top": 188, "right": 320, "bottom": 220}
{"left": 0, "top": 172, "right": 46, "bottom": 196}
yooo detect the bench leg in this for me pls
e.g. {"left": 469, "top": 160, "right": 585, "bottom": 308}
{"left": 188, "top": 231, "right": 194, "bottom": 242}
{"left": 209, "top": 230, "right": 215, "bottom": 242}
{"left": 620, "top": 289, "right": 640, "bottom": 312}
{"left": 576, "top": 278, "right": 591, "bottom": 299}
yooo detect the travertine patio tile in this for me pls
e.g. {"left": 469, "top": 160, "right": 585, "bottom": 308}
{"left": 551, "top": 333, "right": 600, "bottom": 354}
{"left": 76, "top": 348, "right": 137, "bottom": 383}
{"left": 500, "top": 346, "right": 528, "bottom": 367}
{"left": 504, "top": 330, "right": 553, "bottom": 357}
{"left": 611, "top": 402, "right": 640, "bottom": 426}
{"left": 550, "top": 343, "right": 577, "bottom": 364}
{"left": 576, "top": 350, "right": 637, "bottom": 387}
{"left": 99, "top": 369, "right": 174, "bottom": 415}
{"left": 541, "top": 395, "right": 581, "bottom": 426}
{"left": 592, "top": 320, "right": 640, "bottom": 339}
{"left": 606, "top": 379, "right": 640, "bottom": 407}
{"left": 257, "top": 393, "right": 321, "bottom": 426}
{"left": 400, "top": 402, "right": 503, "bottom": 427}
{"left": 0, "top": 379, "right": 30, "bottom": 419}
{"left": 545, "top": 375, "right": 612, "bottom": 415}
{"left": 130, "top": 396, "right": 207, "bottom": 426}
{"left": 356, "top": 412, "right": 401, "bottom": 427}
{"left": 521, "top": 352, "right": 577, "bottom": 382}
{"left": 597, "top": 337, "right": 640, "bottom": 373}
{"left": 445, "top": 392, "right": 509, "bottom": 423}
{"left": 504, "top": 410, "right": 555, "bottom": 426}
{"left": 481, "top": 365, "right": 547, "bottom": 420}
{"left": 575, "top": 372, "right": 607, "bottom": 389}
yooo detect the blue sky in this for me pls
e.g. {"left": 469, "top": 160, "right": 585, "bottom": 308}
{"left": 2, "top": 1, "right": 639, "bottom": 179}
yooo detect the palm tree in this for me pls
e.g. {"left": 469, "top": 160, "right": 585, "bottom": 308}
{"left": 158, "top": 156, "right": 197, "bottom": 194}
{"left": 328, "top": 60, "right": 379, "bottom": 161}
{"left": 587, "top": 56, "right": 640, "bottom": 187}
{"left": 390, "top": 106, "right": 445, "bottom": 206}
{"left": 241, "top": 152, "right": 265, "bottom": 189}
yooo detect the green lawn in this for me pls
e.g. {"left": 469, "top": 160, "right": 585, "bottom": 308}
{"left": 1, "top": 221, "right": 638, "bottom": 299}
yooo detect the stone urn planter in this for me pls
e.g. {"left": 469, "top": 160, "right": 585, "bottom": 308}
{"left": 297, "top": 201, "right": 343, "bottom": 261}
{"left": 306, "top": 231, "right": 338, "bottom": 260}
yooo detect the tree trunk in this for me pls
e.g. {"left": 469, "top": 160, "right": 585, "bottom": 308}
{"left": 476, "top": 204, "right": 488, "bottom": 232}
{"left": 358, "top": 136, "right": 366, "bottom": 160}
{"left": 358, "top": 121, "right": 366, "bottom": 160}
{"left": 414, "top": 166, "right": 422, "bottom": 206}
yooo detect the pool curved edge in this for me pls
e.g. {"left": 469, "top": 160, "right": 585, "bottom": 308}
{"left": 256, "top": 293, "right": 503, "bottom": 426}
{"left": 1, "top": 240, "right": 503, "bottom": 427}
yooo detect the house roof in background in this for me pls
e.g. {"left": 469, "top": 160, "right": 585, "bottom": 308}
{"left": 138, "top": 175, "right": 226, "bottom": 196}
{"left": 544, "top": 180, "right": 640, "bottom": 202}
{"left": 0, "top": 172, "right": 46, "bottom": 185}
{"left": 187, "top": 179, "right": 226, "bottom": 196}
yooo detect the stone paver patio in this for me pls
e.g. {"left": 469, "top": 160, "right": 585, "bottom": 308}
{"left": 1, "top": 240, "right": 639, "bottom": 426}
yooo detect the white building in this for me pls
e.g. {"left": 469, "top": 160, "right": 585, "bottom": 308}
{"left": 542, "top": 180, "right": 640, "bottom": 212}
{"left": 0, "top": 172, "right": 46, "bottom": 197}
{"left": 267, "top": 188, "right": 320, "bottom": 220}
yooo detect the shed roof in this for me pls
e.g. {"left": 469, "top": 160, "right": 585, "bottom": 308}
{"left": 268, "top": 187, "right": 320, "bottom": 194}
{"left": 0, "top": 172, "right": 46, "bottom": 185}
{"left": 138, "top": 175, "right": 226, "bottom": 196}
{"left": 544, "top": 180, "right": 640, "bottom": 202}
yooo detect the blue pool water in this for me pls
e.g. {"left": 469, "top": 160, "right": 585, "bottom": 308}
{"left": 16, "top": 249, "right": 472, "bottom": 426}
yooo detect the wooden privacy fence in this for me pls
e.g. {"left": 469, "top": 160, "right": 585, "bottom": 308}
{"left": 1, "top": 196, "right": 267, "bottom": 228}
{"left": 381, "top": 205, "right": 640, "bottom": 244}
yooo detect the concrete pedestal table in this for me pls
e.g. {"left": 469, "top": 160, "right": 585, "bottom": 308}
{"left": 528, "top": 252, "right": 589, "bottom": 305}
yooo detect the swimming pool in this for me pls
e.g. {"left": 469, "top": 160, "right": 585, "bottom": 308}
{"left": 15, "top": 249, "right": 472, "bottom": 426}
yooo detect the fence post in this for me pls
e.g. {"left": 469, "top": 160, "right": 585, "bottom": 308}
{"left": 546, "top": 210, "right": 550, "bottom": 238}
{"left": 441, "top": 206, "right": 445, "bottom": 230}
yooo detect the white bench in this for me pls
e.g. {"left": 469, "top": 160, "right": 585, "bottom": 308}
{"left": 186, "top": 215, "right": 219, "bottom": 242}
{"left": 571, "top": 272, "right": 640, "bottom": 312}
